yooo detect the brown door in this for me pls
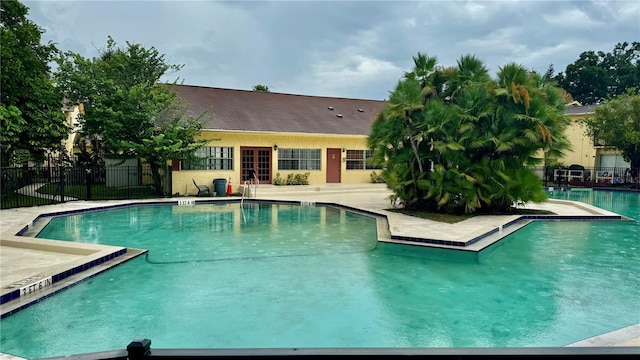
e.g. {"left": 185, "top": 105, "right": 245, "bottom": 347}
{"left": 241, "top": 147, "right": 272, "bottom": 184}
{"left": 326, "top": 148, "right": 341, "bottom": 183}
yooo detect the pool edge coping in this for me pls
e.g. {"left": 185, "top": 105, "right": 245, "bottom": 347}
{"left": 0, "top": 196, "right": 636, "bottom": 348}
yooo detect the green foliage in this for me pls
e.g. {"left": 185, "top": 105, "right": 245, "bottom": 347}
{"left": 293, "top": 173, "right": 309, "bottom": 185}
{"left": 584, "top": 89, "right": 640, "bottom": 168}
{"left": 272, "top": 173, "right": 285, "bottom": 185}
{"left": 272, "top": 172, "right": 310, "bottom": 185}
{"left": 370, "top": 171, "right": 385, "bottom": 183}
{"left": 0, "top": 0, "right": 69, "bottom": 165}
{"left": 37, "top": 183, "right": 158, "bottom": 200}
{"left": 1, "top": 193, "right": 54, "bottom": 209}
{"left": 0, "top": 105, "right": 25, "bottom": 148}
{"left": 252, "top": 84, "right": 270, "bottom": 92}
{"left": 369, "top": 52, "right": 570, "bottom": 214}
{"left": 554, "top": 42, "right": 640, "bottom": 105}
{"left": 55, "top": 36, "right": 208, "bottom": 196}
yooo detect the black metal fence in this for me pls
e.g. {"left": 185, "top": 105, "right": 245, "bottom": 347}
{"left": 537, "top": 166, "right": 639, "bottom": 189}
{"left": 1, "top": 164, "right": 172, "bottom": 209}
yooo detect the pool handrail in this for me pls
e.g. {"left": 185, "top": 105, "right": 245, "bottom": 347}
{"left": 241, "top": 179, "right": 259, "bottom": 203}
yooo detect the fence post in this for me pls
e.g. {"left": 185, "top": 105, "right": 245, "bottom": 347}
{"left": 556, "top": 166, "right": 563, "bottom": 188}
{"left": 85, "top": 168, "right": 92, "bottom": 200}
{"left": 126, "top": 338, "right": 151, "bottom": 359}
{"left": 58, "top": 166, "right": 65, "bottom": 203}
{"left": 167, "top": 165, "right": 172, "bottom": 197}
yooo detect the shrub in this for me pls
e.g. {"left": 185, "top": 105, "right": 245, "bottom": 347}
{"left": 272, "top": 172, "right": 285, "bottom": 185}
{"left": 273, "top": 172, "right": 310, "bottom": 185}
{"left": 370, "top": 171, "right": 385, "bottom": 183}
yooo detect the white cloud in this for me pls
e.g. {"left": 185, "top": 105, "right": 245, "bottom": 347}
{"left": 22, "top": 0, "right": 640, "bottom": 100}
{"left": 543, "top": 8, "right": 604, "bottom": 29}
{"left": 298, "top": 52, "right": 401, "bottom": 99}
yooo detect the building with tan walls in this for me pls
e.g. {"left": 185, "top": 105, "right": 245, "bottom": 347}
{"left": 562, "top": 103, "right": 630, "bottom": 169}
{"left": 169, "top": 85, "right": 386, "bottom": 195}
{"left": 560, "top": 104, "right": 599, "bottom": 168}
{"left": 169, "top": 85, "right": 635, "bottom": 195}
{"left": 60, "top": 103, "right": 83, "bottom": 156}
{"left": 547, "top": 103, "right": 632, "bottom": 186}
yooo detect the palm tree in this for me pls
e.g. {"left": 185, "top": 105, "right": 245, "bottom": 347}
{"left": 370, "top": 53, "right": 571, "bottom": 213}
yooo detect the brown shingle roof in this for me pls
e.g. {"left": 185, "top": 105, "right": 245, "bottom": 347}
{"left": 564, "top": 104, "right": 598, "bottom": 115}
{"left": 169, "top": 84, "right": 385, "bottom": 135}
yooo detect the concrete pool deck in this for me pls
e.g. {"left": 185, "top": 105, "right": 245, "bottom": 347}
{"left": 0, "top": 184, "right": 638, "bottom": 351}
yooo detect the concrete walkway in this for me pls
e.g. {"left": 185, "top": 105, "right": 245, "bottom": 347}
{"left": 15, "top": 182, "right": 78, "bottom": 201}
{"left": 1, "top": 183, "right": 638, "bottom": 350}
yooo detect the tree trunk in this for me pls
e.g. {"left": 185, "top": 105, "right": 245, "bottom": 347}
{"left": 406, "top": 123, "right": 424, "bottom": 175}
{"left": 150, "top": 163, "right": 165, "bottom": 197}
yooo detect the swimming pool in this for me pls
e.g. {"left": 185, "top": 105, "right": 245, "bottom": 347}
{"left": 0, "top": 194, "right": 638, "bottom": 358}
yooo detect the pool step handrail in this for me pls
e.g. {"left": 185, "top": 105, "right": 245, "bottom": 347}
{"left": 240, "top": 179, "right": 258, "bottom": 223}
{"left": 240, "top": 179, "right": 259, "bottom": 206}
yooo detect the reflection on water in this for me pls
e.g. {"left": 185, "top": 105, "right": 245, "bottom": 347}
{"left": 1, "top": 194, "right": 638, "bottom": 357}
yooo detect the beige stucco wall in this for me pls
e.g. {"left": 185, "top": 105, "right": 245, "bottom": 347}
{"left": 557, "top": 113, "right": 626, "bottom": 169}
{"left": 176, "top": 111, "right": 629, "bottom": 195}
{"left": 61, "top": 104, "right": 83, "bottom": 155}
{"left": 560, "top": 114, "right": 598, "bottom": 167}
{"left": 173, "top": 130, "right": 379, "bottom": 195}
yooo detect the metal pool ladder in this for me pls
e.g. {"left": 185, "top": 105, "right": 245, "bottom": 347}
{"left": 240, "top": 180, "right": 259, "bottom": 223}
{"left": 240, "top": 179, "right": 259, "bottom": 205}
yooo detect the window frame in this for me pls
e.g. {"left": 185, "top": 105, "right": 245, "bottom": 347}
{"left": 346, "top": 150, "right": 379, "bottom": 170}
{"left": 183, "top": 146, "right": 234, "bottom": 170}
{"left": 277, "top": 148, "right": 321, "bottom": 170}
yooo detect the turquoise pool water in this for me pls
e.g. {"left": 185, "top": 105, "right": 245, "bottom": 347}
{"left": 1, "top": 194, "right": 639, "bottom": 358}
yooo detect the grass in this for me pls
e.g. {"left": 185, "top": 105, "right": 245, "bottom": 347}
{"left": 387, "top": 207, "right": 556, "bottom": 224}
{"left": 38, "top": 183, "right": 160, "bottom": 200}
{"left": 0, "top": 193, "right": 56, "bottom": 209}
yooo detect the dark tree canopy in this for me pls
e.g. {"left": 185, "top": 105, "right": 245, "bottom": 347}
{"left": 554, "top": 42, "right": 640, "bottom": 105}
{"left": 0, "top": 0, "right": 69, "bottom": 165}
{"left": 55, "top": 36, "right": 207, "bottom": 195}
{"left": 584, "top": 89, "right": 640, "bottom": 169}
{"left": 368, "top": 53, "right": 571, "bottom": 214}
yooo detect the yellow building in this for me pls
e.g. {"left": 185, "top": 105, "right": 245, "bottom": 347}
{"left": 556, "top": 103, "right": 631, "bottom": 185}
{"left": 55, "top": 102, "right": 84, "bottom": 159}
{"left": 169, "top": 85, "right": 385, "bottom": 195}
{"left": 560, "top": 104, "right": 598, "bottom": 168}
{"left": 166, "top": 85, "right": 634, "bottom": 195}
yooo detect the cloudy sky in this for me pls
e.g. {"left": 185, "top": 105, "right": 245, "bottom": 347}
{"left": 23, "top": 0, "right": 640, "bottom": 100}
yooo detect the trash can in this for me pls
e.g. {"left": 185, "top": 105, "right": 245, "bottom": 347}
{"left": 213, "top": 178, "right": 227, "bottom": 197}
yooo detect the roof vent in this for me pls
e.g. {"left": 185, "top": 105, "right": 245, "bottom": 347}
{"left": 328, "top": 106, "right": 334, "bottom": 110}
{"left": 357, "top": 108, "right": 364, "bottom": 112}
{"left": 336, "top": 114, "right": 343, "bottom": 118}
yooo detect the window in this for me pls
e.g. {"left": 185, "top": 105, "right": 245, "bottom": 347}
{"left": 278, "top": 149, "right": 321, "bottom": 170}
{"left": 599, "top": 154, "right": 630, "bottom": 168}
{"left": 346, "top": 150, "right": 380, "bottom": 170}
{"left": 593, "top": 135, "right": 606, "bottom": 147}
{"left": 183, "top": 147, "right": 233, "bottom": 170}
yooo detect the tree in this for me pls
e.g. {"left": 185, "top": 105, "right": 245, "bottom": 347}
{"left": 584, "top": 89, "right": 640, "bottom": 170}
{"left": 555, "top": 42, "right": 640, "bottom": 105}
{"left": 368, "top": 53, "right": 570, "bottom": 214}
{"left": 252, "top": 84, "right": 270, "bottom": 92}
{"left": 55, "top": 37, "right": 207, "bottom": 196}
{"left": 0, "top": 0, "right": 69, "bottom": 165}
{"left": 542, "top": 64, "right": 555, "bottom": 82}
